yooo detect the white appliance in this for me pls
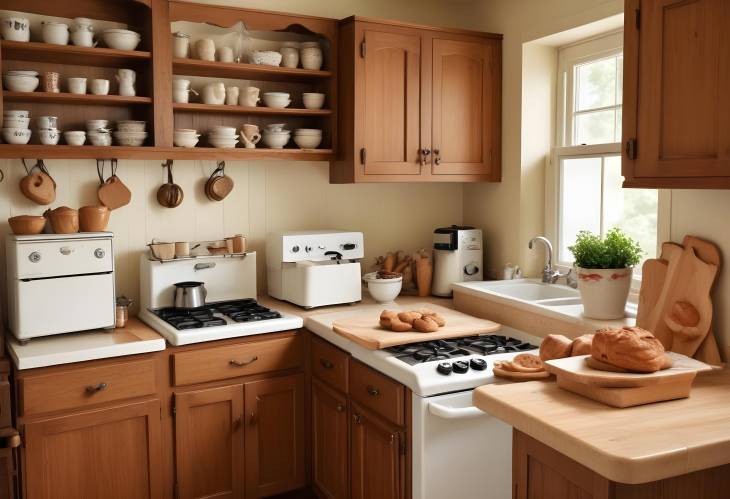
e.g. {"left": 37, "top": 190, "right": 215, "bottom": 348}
{"left": 432, "top": 225, "right": 483, "bottom": 296}
{"left": 266, "top": 230, "right": 364, "bottom": 308}
{"left": 6, "top": 232, "right": 115, "bottom": 341}
{"left": 138, "top": 252, "right": 302, "bottom": 345}
{"left": 305, "top": 310, "right": 542, "bottom": 499}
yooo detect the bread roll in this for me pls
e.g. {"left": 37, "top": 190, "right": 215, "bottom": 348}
{"left": 398, "top": 311, "right": 422, "bottom": 325}
{"left": 539, "top": 334, "right": 573, "bottom": 361}
{"left": 591, "top": 326, "right": 671, "bottom": 373}
{"left": 413, "top": 317, "right": 439, "bottom": 333}
{"left": 570, "top": 334, "right": 594, "bottom": 356}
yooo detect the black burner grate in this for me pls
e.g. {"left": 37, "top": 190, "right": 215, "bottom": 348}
{"left": 153, "top": 299, "right": 282, "bottom": 330}
{"left": 387, "top": 335, "right": 537, "bottom": 365}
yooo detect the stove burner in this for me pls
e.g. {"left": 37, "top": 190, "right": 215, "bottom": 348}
{"left": 458, "top": 335, "right": 536, "bottom": 355}
{"left": 152, "top": 299, "right": 283, "bottom": 330}
{"left": 386, "top": 334, "right": 537, "bottom": 365}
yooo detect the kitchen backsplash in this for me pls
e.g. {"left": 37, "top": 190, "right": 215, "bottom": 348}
{"left": 0, "top": 158, "right": 463, "bottom": 314}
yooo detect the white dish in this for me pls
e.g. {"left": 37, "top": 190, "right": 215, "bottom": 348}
{"left": 173, "top": 135, "right": 199, "bottom": 148}
{"left": 294, "top": 128, "right": 322, "bottom": 136}
{"left": 262, "top": 133, "right": 290, "bottom": 149}
{"left": 210, "top": 126, "right": 237, "bottom": 135}
{"left": 4, "top": 110, "right": 29, "bottom": 119}
{"left": 265, "top": 123, "right": 287, "bottom": 133}
{"left": 302, "top": 92, "right": 325, "bottom": 109}
{"left": 6, "top": 70, "right": 38, "bottom": 77}
{"left": 263, "top": 92, "right": 291, "bottom": 108}
{"left": 293, "top": 135, "right": 322, "bottom": 149}
{"left": 86, "top": 119, "right": 110, "bottom": 132}
{"left": 3, "top": 117, "right": 29, "bottom": 129}
{"left": 249, "top": 50, "right": 282, "bottom": 66}
{"left": 116, "top": 120, "right": 146, "bottom": 132}
{"left": 4, "top": 75, "right": 39, "bottom": 93}
{"left": 113, "top": 132, "right": 146, "bottom": 146}
{"left": 362, "top": 272, "right": 403, "bottom": 303}
{"left": 64, "top": 131, "right": 86, "bottom": 146}
{"left": 2, "top": 128, "right": 31, "bottom": 144}
{"left": 102, "top": 29, "right": 141, "bottom": 51}
{"left": 88, "top": 132, "right": 112, "bottom": 146}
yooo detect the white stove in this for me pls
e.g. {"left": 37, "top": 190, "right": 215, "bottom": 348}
{"left": 138, "top": 252, "right": 302, "bottom": 345}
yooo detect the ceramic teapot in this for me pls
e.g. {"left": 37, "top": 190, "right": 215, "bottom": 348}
{"left": 202, "top": 82, "right": 226, "bottom": 105}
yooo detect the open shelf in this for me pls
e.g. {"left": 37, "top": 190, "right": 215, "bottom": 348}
{"left": 1, "top": 40, "right": 151, "bottom": 67}
{"left": 172, "top": 58, "right": 333, "bottom": 82}
{"left": 3, "top": 92, "right": 152, "bottom": 106}
{"left": 172, "top": 102, "right": 332, "bottom": 116}
{"left": 162, "top": 147, "right": 333, "bottom": 160}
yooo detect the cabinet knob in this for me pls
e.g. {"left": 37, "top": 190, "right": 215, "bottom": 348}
{"left": 336, "top": 404, "right": 345, "bottom": 412}
{"left": 433, "top": 149, "right": 441, "bottom": 166}
{"left": 319, "top": 358, "right": 334, "bottom": 369}
{"left": 366, "top": 385, "right": 380, "bottom": 397}
{"left": 85, "top": 382, "right": 108, "bottom": 394}
{"left": 420, "top": 148, "right": 431, "bottom": 166}
{"left": 229, "top": 356, "right": 258, "bottom": 367}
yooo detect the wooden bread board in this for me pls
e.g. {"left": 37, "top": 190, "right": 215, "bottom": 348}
{"left": 554, "top": 376, "right": 695, "bottom": 408}
{"left": 331, "top": 303, "right": 501, "bottom": 350}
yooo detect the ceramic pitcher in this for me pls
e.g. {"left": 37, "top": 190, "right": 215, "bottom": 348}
{"left": 240, "top": 86, "right": 260, "bottom": 107}
{"left": 202, "top": 82, "right": 226, "bottom": 105}
{"left": 241, "top": 124, "right": 261, "bottom": 149}
{"left": 116, "top": 69, "right": 136, "bottom": 97}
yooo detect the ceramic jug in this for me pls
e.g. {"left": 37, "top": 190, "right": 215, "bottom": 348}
{"left": 240, "top": 86, "right": 260, "bottom": 107}
{"left": 202, "top": 82, "right": 226, "bottom": 105}
{"left": 116, "top": 69, "right": 136, "bottom": 97}
{"left": 241, "top": 124, "right": 261, "bottom": 149}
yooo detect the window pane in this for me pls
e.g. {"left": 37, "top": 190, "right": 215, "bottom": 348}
{"left": 576, "top": 57, "right": 617, "bottom": 111}
{"left": 575, "top": 109, "right": 616, "bottom": 145}
{"left": 615, "top": 107, "right": 622, "bottom": 142}
{"left": 602, "top": 155, "right": 658, "bottom": 269}
{"left": 616, "top": 55, "right": 623, "bottom": 104}
{"left": 559, "top": 157, "right": 602, "bottom": 262}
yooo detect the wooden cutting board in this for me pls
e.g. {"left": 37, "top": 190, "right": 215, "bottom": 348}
{"left": 331, "top": 303, "right": 501, "bottom": 350}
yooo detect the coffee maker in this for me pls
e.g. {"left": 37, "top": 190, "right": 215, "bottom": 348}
{"left": 431, "top": 226, "right": 483, "bottom": 296}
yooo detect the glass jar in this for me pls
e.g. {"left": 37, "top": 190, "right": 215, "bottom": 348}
{"left": 300, "top": 41, "right": 323, "bottom": 70}
{"left": 172, "top": 31, "right": 190, "bottom": 59}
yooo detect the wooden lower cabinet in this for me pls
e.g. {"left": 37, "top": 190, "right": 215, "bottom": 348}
{"left": 311, "top": 379, "right": 348, "bottom": 499}
{"left": 23, "top": 399, "right": 163, "bottom": 499}
{"left": 245, "top": 373, "right": 306, "bottom": 499}
{"left": 175, "top": 385, "right": 244, "bottom": 499}
{"left": 350, "top": 402, "right": 404, "bottom": 499}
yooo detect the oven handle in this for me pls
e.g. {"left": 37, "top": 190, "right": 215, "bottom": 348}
{"left": 428, "top": 401, "right": 488, "bottom": 420}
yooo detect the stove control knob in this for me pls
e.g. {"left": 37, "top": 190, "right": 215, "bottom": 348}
{"left": 470, "top": 358, "right": 488, "bottom": 371}
{"left": 436, "top": 362, "right": 453, "bottom": 375}
{"left": 305, "top": 245, "right": 312, "bottom": 253}
{"left": 94, "top": 248, "right": 105, "bottom": 259}
{"left": 342, "top": 243, "right": 357, "bottom": 250}
{"left": 291, "top": 245, "right": 300, "bottom": 253}
{"left": 28, "top": 251, "right": 41, "bottom": 263}
{"left": 453, "top": 360, "right": 469, "bottom": 374}
{"left": 464, "top": 263, "right": 480, "bottom": 276}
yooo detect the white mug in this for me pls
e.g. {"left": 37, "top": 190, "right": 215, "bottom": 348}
{"left": 217, "top": 47, "right": 234, "bottom": 63}
{"left": 225, "top": 86, "right": 240, "bottom": 106}
{"left": 38, "top": 116, "right": 58, "bottom": 129}
{"left": 240, "top": 86, "right": 260, "bottom": 107}
{"left": 67, "top": 77, "right": 87, "bottom": 94}
{"left": 39, "top": 128, "right": 60, "bottom": 145}
{"left": 90, "top": 79, "right": 110, "bottom": 95}
{"left": 196, "top": 39, "right": 215, "bottom": 61}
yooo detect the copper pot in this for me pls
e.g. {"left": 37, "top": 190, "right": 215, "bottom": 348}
{"left": 79, "top": 205, "right": 110, "bottom": 232}
{"left": 45, "top": 206, "right": 79, "bottom": 234}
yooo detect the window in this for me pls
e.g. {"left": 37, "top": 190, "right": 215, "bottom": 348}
{"left": 549, "top": 31, "right": 661, "bottom": 272}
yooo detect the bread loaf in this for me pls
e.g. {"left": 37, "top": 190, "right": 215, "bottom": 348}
{"left": 591, "top": 326, "right": 671, "bottom": 373}
{"left": 570, "top": 334, "right": 594, "bottom": 356}
{"left": 539, "top": 334, "right": 573, "bottom": 361}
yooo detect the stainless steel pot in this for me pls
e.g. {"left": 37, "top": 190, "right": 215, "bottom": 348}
{"left": 173, "top": 281, "right": 207, "bottom": 309}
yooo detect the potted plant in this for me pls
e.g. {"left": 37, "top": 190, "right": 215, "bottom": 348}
{"left": 569, "top": 228, "right": 643, "bottom": 320}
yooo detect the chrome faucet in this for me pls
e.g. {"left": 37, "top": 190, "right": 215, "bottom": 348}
{"left": 528, "top": 236, "right": 576, "bottom": 287}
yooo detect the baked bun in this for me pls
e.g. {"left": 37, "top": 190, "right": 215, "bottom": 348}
{"left": 539, "top": 334, "right": 573, "bottom": 361}
{"left": 591, "top": 327, "right": 671, "bottom": 373}
{"left": 570, "top": 334, "right": 594, "bottom": 356}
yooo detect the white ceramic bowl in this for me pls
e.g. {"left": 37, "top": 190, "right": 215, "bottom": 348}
{"left": 3, "top": 75, "right": 39, "bottom": 92}
{"left": 265, "top": 123, "right": 287, "bottom": 133}
{"left": 210, "top": 126, "right": 237, "bottom": 136}
{"left": 4, "top": 110, "right": 29, "bottom": 119}
{"left": 293, "top": 134, "right": 322, "bottom": 149}
{"left": 294, "top": 128, "right": 322, "bottom": 136}
{"left": 42, "top": 22, "right": 69, "bottom": 45}
{"left": 88, "top": 132, "right": 112, "bottom": 146}
{"left": 2, "top": 128, "right": 31, "bottom": 144}
{"left": 113, "top": 131, "right": 147, "bottom": 146}
{"left": 39, "top": 128, "right": 60, "bottom": 145}
{"left": 3, "top": 117, "right": 29, "bottom": 129}
{"left": 209, "top": 139, "right": 238, "bottom": 149}
{"left": 263, "top": 92, "right": 291, "bottom": 109}
{"left": 64, "top": 131, "right": 86, "bottom": 146}
{"left": 102, "top": 29, "right": 141, "bottom": 50}
{"left": 86, "top": 119, "right": 110, "bottom": 132}
{"left": 6, "top": 70, "right": 38, "bottom": 77}
{"left": 173, "top": 134, "right": 199, "bottom": 148}
{"left": 1, "top": 17, "right": 31, "bottom": 42}
{"left": 362, "top": 272, "right": 403, "bottom": 303}
{"left": 249, "top": 50, "right": 282, "bottom": 66}
{"left": 262, "top": 132, "right": 290, "bottom": 149}
{"left": 116, "top": 120, "right": 146, "bottom": 132}
{"left": 302, "top": 92, "right": 325, "bottom": 110}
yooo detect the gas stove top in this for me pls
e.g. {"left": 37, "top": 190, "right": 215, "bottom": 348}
{"left": 386, "top": 335, "right": 537, "bottom": 365}
{"left": 152, "top": 299, "right": 283, "bottom": 330}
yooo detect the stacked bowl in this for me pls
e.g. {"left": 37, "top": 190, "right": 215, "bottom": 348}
{"left": 3, "top": 70, "right": 39, "bottom": 92}
{"left": 262, "top": 92, "right": 291, "bottom": 109}
{"left": 262, "top": 124, "right": 290, "bottom": 149}
{"left": 174, "top": 128, "right": 200, "bottom": 148}
{"left": 2, "top": 109, "right": 31, "bottom": 144}
{"left": 87, "top": 119, "right": 112, "bottom": 146}
{"left": 114, "top": 120, "right": 147, "bottom": 146}
{"left": 38, "top": 115, "right": 60, "bottom": 145}
{"left": 208, "top": 126, "right": 238, "bottom": 149}
{"left": 293, "top": 128, "right": 322, "bottom": 149}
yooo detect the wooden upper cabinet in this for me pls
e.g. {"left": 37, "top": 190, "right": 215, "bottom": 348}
{"left": 23, "top": 399, "right": 163, "bottom": 499}
{"left": 174, "top": 385, "right": 244, "bottom": 499}
{"left": 244, "top": 374, "right": 305, "bottom": 499}
{"left": 431, "top": 37, "right": 500, "bottom": 177}
{"left": 333, "top": 17, "right": 502, "bottom": 183}
{"left": 623, "top": 0, "right": 730, "bottom": 187}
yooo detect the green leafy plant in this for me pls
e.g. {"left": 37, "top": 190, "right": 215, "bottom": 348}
{"left": 568, "top": 228, "right": 643, "bottom": 269}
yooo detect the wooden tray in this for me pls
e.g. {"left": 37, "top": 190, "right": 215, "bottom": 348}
{"left": 331, "top": 303, "right": 501, "bottom": 350}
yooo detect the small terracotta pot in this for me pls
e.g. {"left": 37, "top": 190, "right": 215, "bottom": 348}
{"left": 79, "top": 205, "right": 110, "bottom": 232}
{"left": 46, "top": 206, "right": 79, "bottom": 234}
{"left": 8, "top": 215, "right": 46, "bottom": 235}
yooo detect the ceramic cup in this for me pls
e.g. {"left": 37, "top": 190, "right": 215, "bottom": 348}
{"left": 37, "top": 116, "right": 58, "bottom": 129}
{"left": 174, "top": 241, "right": 190, "bottom": 258}
{"left": 42, "top": 21, "right": 69, "bottom": 45}
{"left": 240, "top": 86, "right": 260, "bottom": 107}
{"left": 172, "top": 32, "right": 190, "bottom": 58}
{"left": 43, "top": 71, "right": 60, "bottom": 93}
{"left": 64, "top": 130, "right": 86, "bottom": 146}
{"left": 195, "top": 39, "right": 215, "bottom": 61}
{"left": 39, "top": 128, "right": 60, "bottom": 145}
{"left": 240, "top": 124, "right": 261, "bottom": 149}
{"left": 2, "top": 17, "right": 30, "bottom": 42}
{"left": 225, "top": 86, "right": 239, "bottom": 106}
{"left": 217, "top": 47, "right": 234, "bottom": 63}
{"left": 67, "top": 77, "right": 87, "bottom": 94}
{"left": 300, "top": 41, "right": 323, "bottom": 70}
{"left": 302, "top": 92, "right": 325, "bottom": 110}
{"left": 90, "top": 79, "right": 110, "bottom": 95}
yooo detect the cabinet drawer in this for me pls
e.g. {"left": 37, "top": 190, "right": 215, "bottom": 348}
{"left": 173, "top": 335, "right": 303, "bottom": 386}
{"left": 21, "top": 358, "right": 157, "bottom": 416}
{"left": 349, "top": 360, "right": 405, "bottom": 425}
{"left": 311, "top": 336, "right": 349, "bottom": 393}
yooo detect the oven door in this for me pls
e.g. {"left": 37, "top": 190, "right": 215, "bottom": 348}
{"left": 413, "top": 390, "right": 512, "bottom": 499}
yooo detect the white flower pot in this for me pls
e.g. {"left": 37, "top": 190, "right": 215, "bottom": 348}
{"left": 576, "top": 267, "right": 633, "bottom": 320}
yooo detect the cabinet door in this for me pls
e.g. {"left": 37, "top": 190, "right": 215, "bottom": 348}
{"left": 431, "top": 37, "right": 499, "bottom": 177}
{"left": 361, "top": 28, "right": 422, "bottom": 176}
{"left": 175, "top": 385, "right": 244, "bottom": 499}
{"left": 24, "top": 399, "right": 163, "bottom": 499}
{"left": 311, "top": 379, "right": 348, "bottom": 499}
{"left": 350, "top": 402, "right": 404, "bottom": 499}
{"left": 625, "top": 0, "right": 730, "bottom": 181}
{"left": 244, "top": 373, "right": 305, "bottom": 499}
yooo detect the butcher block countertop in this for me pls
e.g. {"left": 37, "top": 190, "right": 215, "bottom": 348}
{"left": 473, "top": 369, "right": 730, "bottom": 484}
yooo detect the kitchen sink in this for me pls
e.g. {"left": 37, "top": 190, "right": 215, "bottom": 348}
{"left": 472, "top": 281, "right": 579, "bottom": 302}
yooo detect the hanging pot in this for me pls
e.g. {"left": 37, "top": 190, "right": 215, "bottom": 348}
{"left": 157, "top": 160, "right": 184, "bottom": 208}
{"left": 205, "top": 161, "right": 233, "bottom": 201}
{"left": 97, "top": 159, "right": 132, "bottom": 210}
{"left": 19, "top": 159, "right": 56, "bottom": 205}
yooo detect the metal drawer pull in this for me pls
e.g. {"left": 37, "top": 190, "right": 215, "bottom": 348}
{"left": 320, "top": 358, "right": 334, "bottom": 369}
{"left": 366, "top": 385, "right": 379, "bottom": 396}
{"left": 229, "top": 356, "right": 258, "bottom": 367}
{"left": 336, "top": 404, "right": 345, "bottom": 412}
{"left": 85, "top": 383, "right": 108, "bottom": 394}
